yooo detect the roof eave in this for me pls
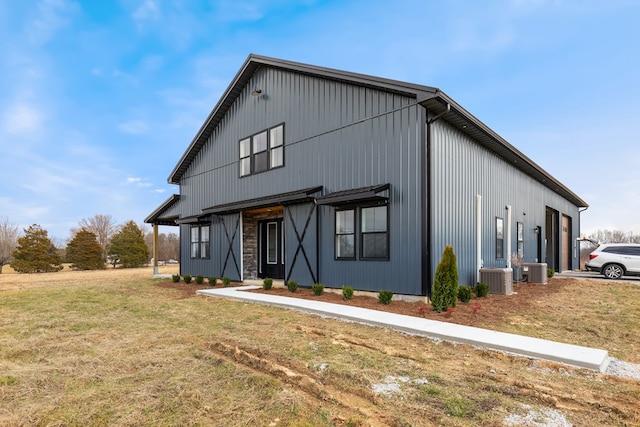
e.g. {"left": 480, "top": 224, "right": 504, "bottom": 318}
{"left": 420, "top": 93, "right": 588, "bottom": 208}
{"left": 168, "top": 54, "right": 438, "bottom": 184}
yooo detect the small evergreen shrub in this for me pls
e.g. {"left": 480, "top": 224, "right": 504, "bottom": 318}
{"left": 287, "top": 280, "right": 298, "bottom": 293}
{"left": 431, "top": 245, "right": 459, "bottom": 312}
{"left": 378, "top": 290, "right": 393, "bottom": 305}
{"left": 312, "top": 283, "right": 324, "bottom": 296}
{"left": 458, "top": 285, "right": 472, "bottom": 303}
{"left": 263, "top": 278, "right": 273, "bottom": 290}
{"left": 208, "top": 277, "right": 217, "bottom": 285}
{"left": 171, "top": 274, "right": 180, "bottom": 283}
{"left": 222, "top": 277, "right": 231, "bottom": 287}
{"left": 547, "top": 268, "right": 555, "bottom": 278}
{"left": 183, "top": 274, "right": 192, "bottom": 284}
{"left": 342, "top": 286, "right": 354, "bottom": 300}
{"left": 474, "top": 282, "right": 489, "bottom": 297}
{"left": 195, "top": 275, "right": 204, "bottom": 284}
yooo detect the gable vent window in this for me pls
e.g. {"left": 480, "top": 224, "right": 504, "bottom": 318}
{"left": 240, "top": 124, "right": 284, "bottom": 177}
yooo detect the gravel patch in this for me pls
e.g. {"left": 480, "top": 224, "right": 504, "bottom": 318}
{"left": 504, "top": 404, "right": 572, "bottom": 427}
{"left": 605, "top": 358, "right": 640, "bottom": 380}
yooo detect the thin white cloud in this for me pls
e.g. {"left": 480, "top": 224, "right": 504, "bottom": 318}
{"left": 27, "top": 0, "right": 78, "bottom": 46}
{"left": 132, "top": 0, "right": 160, "bottom": 28}
{"left": 1, "top": 103, "right": 42, "bottom": 134}
{"left": 118, "top": 120, "right": 149, "bottom": 134}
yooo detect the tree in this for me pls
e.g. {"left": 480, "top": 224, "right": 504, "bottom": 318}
{"left": 67, "top": 229, "right": 106, "bottom": 270}
{"left": 11, "top": 224, "right": 63, "bottom": 273}
{"left": 145, "top": 231, "right": 180, "bottom": 262}
{"left": 431, "top": 245, "right": 459, "bottom": 313}
{"left": 0, "top": 217, "right": 20, "bottom": 273}
{"left": 109, "top": 220, "right": 149, "bottom": 268}
{"left": 71, "top": 214, "right": 117, "bottom": 261}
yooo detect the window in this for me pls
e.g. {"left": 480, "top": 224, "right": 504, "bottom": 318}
{"left": 361, "top": 206, "right": 388, "bottom": 259}
{"left": 517, "top": 222, "right": 524, "bottom": 258}
{"left": 335, "top": 205, "right": 388, "bottom": 260}
{"left": 190, "top": 225, "right": 210, "bottom": 259}
{"left": 335, "top": 209, "right": 355, "bottom": 259}
{"left": 496, "top": 217, "right": 504, "bottom": 259}
{"left": 239, "top": 124, "right": 284, "bottom": 177}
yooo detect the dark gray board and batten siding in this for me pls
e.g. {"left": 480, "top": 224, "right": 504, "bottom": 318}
{"left": 430, "top": 120, "right": 581, "bottom": 286}
{"left": 179, "top": 66, "right": 426, "bottom": 293}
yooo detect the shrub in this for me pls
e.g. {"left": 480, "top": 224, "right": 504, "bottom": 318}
{"left": 183, "top": 274, "right": 192, "bottom": 284}
{"left": 287, "top": 280, "right": 298, "bottom": 293}
{"left": 474, "top": 282, "right": 489, "bottom": 297}
{"left": 171, "top": 274, "right": 180, "bottom": 283}
{"left": 263, "top": 278, "right": 273, "bottom": 290}
{"left": 195, "top": 275, "right": 204, "bottom": 284}
{"left": 208, "top": 277, "right": 217, "bottom": 285}
{"left": 378, "top": 290, "right": 393, "bottom": 305}
{"left": 342, "top": 286, "right": 354, "bottom": 300}
{"left": 222, "top": 277, "right": 231, "bottom": 287}
{"left": 547, "top": 268, "right": 555, "bottom": 278}
{"left": 458, "top": 285, "right": 472, "bottom": 303}
{"left": 431, "top": 245, "right": 459, "bottom": 312}
{"left": 311, "top": 283, "right": 324, "bottom": 296}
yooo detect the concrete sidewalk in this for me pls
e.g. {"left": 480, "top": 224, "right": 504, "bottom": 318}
{"left": 196, "top": 286, "right": 610, "bottom": 373}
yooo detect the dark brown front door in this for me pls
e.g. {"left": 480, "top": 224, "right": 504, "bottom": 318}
{"left": 259, "top": 218, "right": 284, "bottom": 279}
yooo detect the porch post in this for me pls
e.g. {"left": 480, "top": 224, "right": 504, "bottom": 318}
{"left": 153, "top": 223, "right": 159, "bottom": 275}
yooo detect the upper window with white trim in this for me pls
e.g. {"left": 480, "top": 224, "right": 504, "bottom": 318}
{"left": 240, "top": 124, "right": 284, "bottom": 177}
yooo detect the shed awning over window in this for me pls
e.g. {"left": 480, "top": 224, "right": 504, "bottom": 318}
{"left": 316, "top": 183, "right": 390, "bottom": 206}
{"left": 202, "top": 186, "right": 323, "bottom": 215}
{"left": 175, "top": 214, "right": 211, "bottom": 224}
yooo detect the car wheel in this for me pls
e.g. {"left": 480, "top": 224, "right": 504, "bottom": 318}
{"left": 603, "top": 264, "right": 624, "bottom": 279}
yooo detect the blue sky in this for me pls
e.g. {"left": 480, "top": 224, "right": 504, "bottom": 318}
{"left": 1, "top": 0, "right": 639, "bottom": 242}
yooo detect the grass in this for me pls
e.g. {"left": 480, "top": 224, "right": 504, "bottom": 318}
{"left": 0, "top": 267, "right": 639, "bottom": 426}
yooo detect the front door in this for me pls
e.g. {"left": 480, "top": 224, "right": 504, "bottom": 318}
{"left": 259, "top": 218, "right": 284, "bottom": 279}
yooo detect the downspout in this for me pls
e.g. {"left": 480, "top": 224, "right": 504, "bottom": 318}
{"left": 506, "top": 205, "right": 512, "bottom": 268}
{"left": 423, "top": 103, "right": 450, "bottom": 297}
{"left": 476, "top": 195, "right": 482, "bottom": 283}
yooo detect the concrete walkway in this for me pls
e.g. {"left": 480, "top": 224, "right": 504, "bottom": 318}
{"left": 196, "top": 286, "right": 610, "bottom": 373}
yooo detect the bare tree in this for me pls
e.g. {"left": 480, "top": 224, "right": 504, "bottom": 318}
{"left": 0, "top": 217, "right": 20, "bottom": 273}
{"left": 145, "top": 231, "right": 180, "bottom": 263}
{"left": 71, "top": 214, "right": 117, "bottom": 261}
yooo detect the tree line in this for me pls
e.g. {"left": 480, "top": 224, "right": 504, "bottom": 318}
{"left": 0, "top": 215, "right": 180, "bottom": 274}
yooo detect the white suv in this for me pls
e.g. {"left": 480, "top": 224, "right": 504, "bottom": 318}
{"left": 585, "top": 243, "right": 640, "bottom": 279}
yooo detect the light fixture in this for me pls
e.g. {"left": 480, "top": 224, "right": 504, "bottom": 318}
{"left": 251, "top": 88, "right": 262, "bottom": 96}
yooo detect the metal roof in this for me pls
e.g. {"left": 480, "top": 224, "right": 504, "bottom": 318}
{"left": 316, "top": 183, "right": 390, "bottom": 206}
{"left": 202, "top": 186, "right": 323, "bottom": 215}
{"left": 167, "top": 54, "right": 587, "bottom": 208}
{"left": 144, "top": 194, "right": 180, "bottom": 225}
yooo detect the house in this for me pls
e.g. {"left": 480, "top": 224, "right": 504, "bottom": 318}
{"left": 145, "top": 54, "right": 587, "bottom": 296}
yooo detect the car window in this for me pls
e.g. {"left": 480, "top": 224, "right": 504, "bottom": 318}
{"left": 603, "top": 247, "right": 625, "bottom": 254}
{"left": 627, "top": 247, "right": 640, "bottom": 256}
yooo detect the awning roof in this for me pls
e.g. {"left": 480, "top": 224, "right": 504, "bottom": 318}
{"left": 144, "top": 194, "right": 181, "bottom": 225}
{"left": 202, "top": 186, "right": 323, "bottom": 215}
{"left": 316, "top": 183, "right": 390, "bottom": 206}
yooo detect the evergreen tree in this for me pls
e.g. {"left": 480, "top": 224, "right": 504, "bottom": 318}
{"left": 67, "top": 229, "right": 106, "bottom": 270}
{"left": 431, "top": 245, "right": 459, "bottom": 312}
{"left": 11, "top": 224, "right": 63, "bottom": 273}
{"left": 109, "top": 221, "right": 149, "bottom": 268}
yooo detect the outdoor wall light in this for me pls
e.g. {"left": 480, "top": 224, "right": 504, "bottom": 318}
{"left": 251, "top": 88, "right": 262, "bottom": 96}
